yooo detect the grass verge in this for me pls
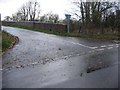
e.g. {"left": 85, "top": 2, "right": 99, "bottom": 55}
{"left": 2, "top": 30, "right": 17, "bottom": 52}
{"left": 3, "top": 24, "right": 120, "bottom": 40}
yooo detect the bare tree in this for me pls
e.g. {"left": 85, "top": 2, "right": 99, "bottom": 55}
{"left": 47, "top": 12, "right": 59, "bottom": 23}
{"left": 12, "top": 0, "right": 41, "bottom": 21}
{"left": 12, "top": 11, "right": 23, "bottom": 21}
{"left": 27, "top": 1, "right": 41, "bottom": 21}
{"left": 40, "top": 15, "right": 48, "bottom": 22}
{"left": 19, "top": 4, "right": 29, "bottom": 21}
{"left": 72, "top": 0, "right": 116, "bottom": 28}
{"left": 40, "top": 12, "right": 59, "bottom": 23}
{"left": 73, "top": 0, "right": 85, "bottom": 24}
{"left": 4, "top": 16, "right": 12, "bottom": 21}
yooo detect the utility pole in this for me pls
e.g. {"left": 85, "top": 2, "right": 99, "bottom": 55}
{"left": 65, "top": 14, "right": 71, "bottom": 33}
{"left": 0, "top": 14, "right": 1, "bottom": 31}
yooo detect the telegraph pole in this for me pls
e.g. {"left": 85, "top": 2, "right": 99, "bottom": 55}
{"left": 0, "top": 13, "right": 1, "bottom": 31}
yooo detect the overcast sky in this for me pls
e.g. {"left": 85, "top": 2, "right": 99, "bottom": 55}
{"left": 0, "top": 0, "right": 118, "bottom": 20}
{"left": 0, "top": 0, "right": 73, "bottom": 20}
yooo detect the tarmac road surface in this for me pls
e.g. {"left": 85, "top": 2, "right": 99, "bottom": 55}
{"left": 2, "top": 26, "right": 119, "bottom": 88}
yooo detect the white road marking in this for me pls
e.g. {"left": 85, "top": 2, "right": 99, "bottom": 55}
{"left": 31, "top": 62, "right": 38, "bottom": 65}
{"left": 0, "top": 68, "right": 2, "bottom": 71}
{"left": 108, "top": 44, "right": 114, "bottom": 47}
{"left": 113, "top": 40, "right": 120, "bottom": 43}
{"left": 68, "top": 41, "right": 97, "bottom": 49}
{"left": 101, "top": 45, "right": 107, "bottom": 48}
{"left": 107, "top": 47, "right": 113, "bottom": 49}
{"left": 116, "top": 44, "right": 120, "bottom": 46}
{"left": 66, "top": 40, "right": 119, "bottom": 50}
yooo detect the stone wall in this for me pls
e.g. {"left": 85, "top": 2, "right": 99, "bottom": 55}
{"left": 2, "top": 21, "right": 119, "bottom": 34}
{"left": 2, "top": 21, "right": 67, "bottom": 33}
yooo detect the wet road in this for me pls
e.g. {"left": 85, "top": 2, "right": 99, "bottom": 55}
{"left": 2, "top": 26, "right": 119, "bottom": 88}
